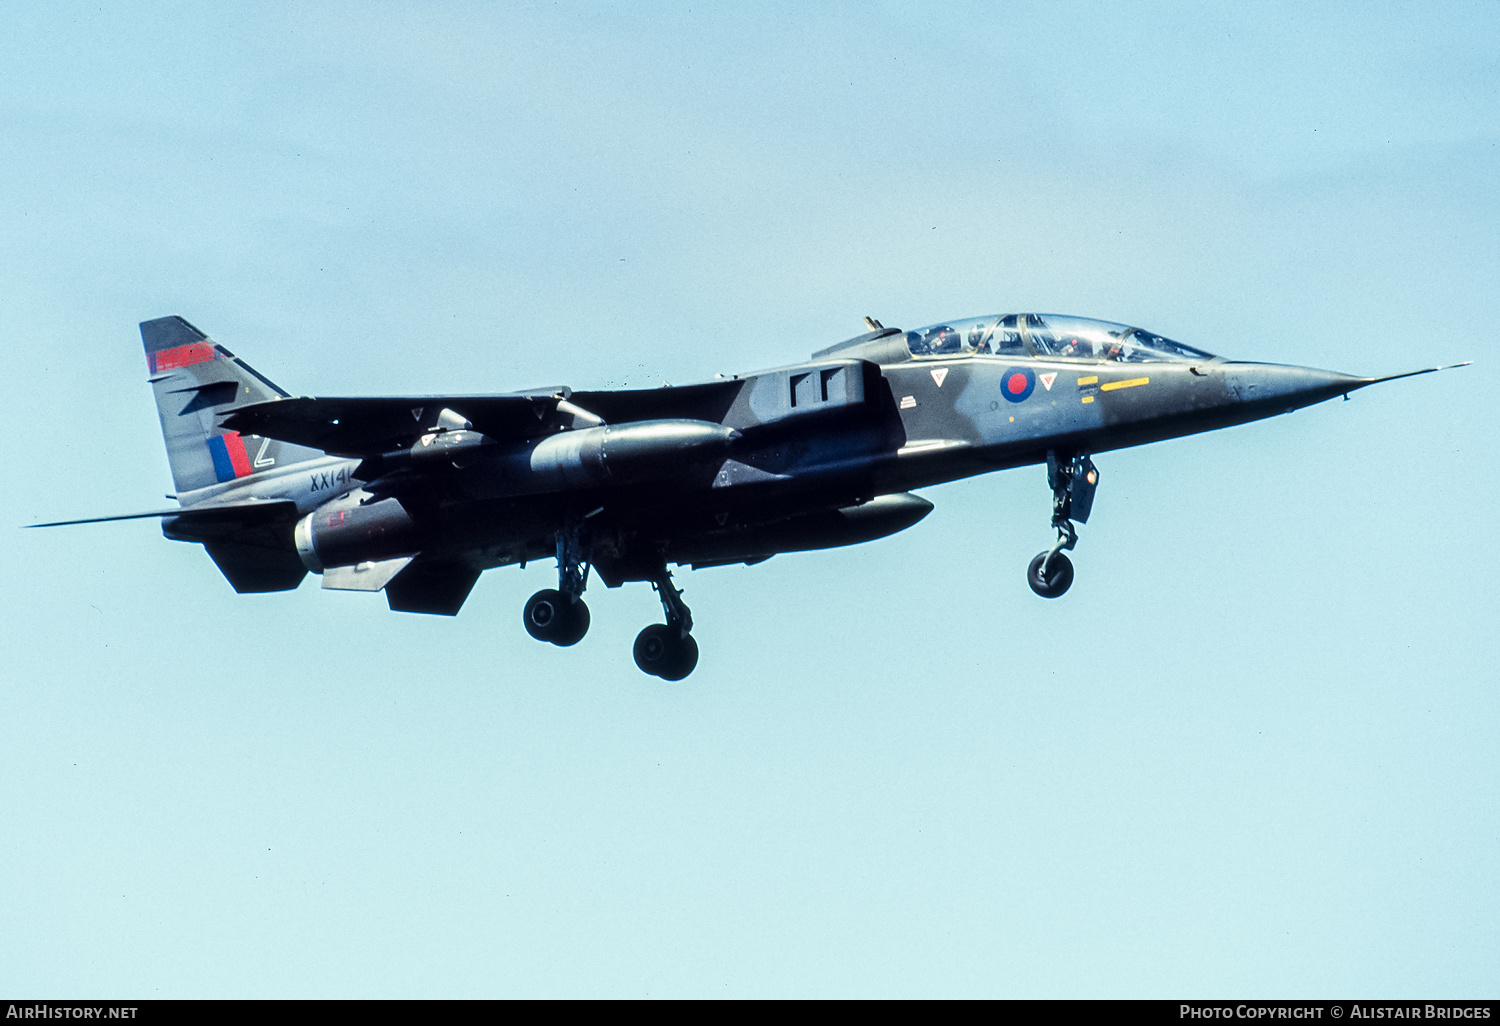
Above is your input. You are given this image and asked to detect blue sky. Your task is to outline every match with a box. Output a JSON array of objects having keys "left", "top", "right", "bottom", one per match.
[{"left": 2, "top": 1, "right": 1495, "bottom": 997}]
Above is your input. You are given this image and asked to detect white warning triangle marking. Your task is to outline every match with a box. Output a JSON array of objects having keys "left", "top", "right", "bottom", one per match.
[
  {"left": 1039, "top": 372, "right": 1057, "bottom": 391},
  {"left": 411, "top": 407, "right": 425, "bottom": 421},
  {"left": 930, "top": 367, "right": 949, "bottom": 387}
]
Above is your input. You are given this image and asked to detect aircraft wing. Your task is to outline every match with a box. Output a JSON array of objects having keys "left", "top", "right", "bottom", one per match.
[
  {"left": 219, "top": 394, "right": 561, "bottom": 456},
  {"left": 566, "top": 381, "right": 743, "bottom": 425},
  {"left": 220, "top": 380, "right": 745, "bottom": 456}
]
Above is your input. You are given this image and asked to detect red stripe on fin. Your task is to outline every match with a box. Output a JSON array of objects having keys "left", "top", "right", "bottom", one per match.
[
  {"left": 151, "top": 342, "right": 218, "bottom": 371},
  {"left": 223, "top": 431, "right": 253, "bottom": 477}
]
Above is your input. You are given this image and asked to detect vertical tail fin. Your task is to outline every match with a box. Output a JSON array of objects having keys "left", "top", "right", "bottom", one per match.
[{"left": 141, "top": 316, "right": 322, "bottom": 496}]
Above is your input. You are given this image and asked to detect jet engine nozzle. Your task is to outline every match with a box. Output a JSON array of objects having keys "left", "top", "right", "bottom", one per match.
[{"left": 294, "top": 488, "right": 418, "bottom": 573}]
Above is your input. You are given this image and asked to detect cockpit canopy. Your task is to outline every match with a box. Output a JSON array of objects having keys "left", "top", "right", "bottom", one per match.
[{"left": 905, "top": 314, "right": 1215, "bottom": 363}]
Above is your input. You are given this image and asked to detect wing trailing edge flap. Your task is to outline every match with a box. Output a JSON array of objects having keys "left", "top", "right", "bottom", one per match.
[{"left": 318, "top": 552, "right": 481, "bottom": 615}]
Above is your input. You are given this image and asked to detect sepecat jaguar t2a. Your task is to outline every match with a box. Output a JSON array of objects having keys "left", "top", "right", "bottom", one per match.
[{"left": 35, "top": 313, "right": 1464, "bottom": 680}]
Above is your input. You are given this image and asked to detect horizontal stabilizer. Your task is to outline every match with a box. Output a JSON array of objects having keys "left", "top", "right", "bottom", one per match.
[
  {"left": 205, "top": 541, "right": 307, "bottom": 593},
  {"left": 27, "top": 499, "right": 298, "bottom": 529},
  {"left": 385, "top": 557, "right": 481, "bottom": 615}
]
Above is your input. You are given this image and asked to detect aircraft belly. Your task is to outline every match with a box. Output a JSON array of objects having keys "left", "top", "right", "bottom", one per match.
[{"left": 666, "top": 492, "right": 933, "bottom": 567}]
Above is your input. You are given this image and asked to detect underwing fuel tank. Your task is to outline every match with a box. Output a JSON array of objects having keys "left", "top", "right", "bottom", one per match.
[
  {"left": 294, "top": 489, "right": 417, "bottom": 573},
  {"left": 507, "top": 419, "right": 741, "bottom": 492}
]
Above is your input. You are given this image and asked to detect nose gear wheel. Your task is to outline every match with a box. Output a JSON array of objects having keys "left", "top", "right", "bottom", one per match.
[
  {"left": 1027, "top": 551, "right": 1074, "bottom": 598},
  {"left": 1026, "top": 450, "right": 1097, "bottom": 599}
]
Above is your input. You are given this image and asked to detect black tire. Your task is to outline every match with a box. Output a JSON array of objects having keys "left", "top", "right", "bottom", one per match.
[
  {"left": 523, "top": 589, "right": 566, "bottom": 642},
  {"left": 1027, "top": 551, "right": 1074, "bottom": 598},
  {"left": 553, "top": 598, "right": 590, "bottom": 647},
  {"left": 634, "top": 624, "right": 698, "bottom": 679},
  {"left": 633, "top": 624, "right": 675, "bottom": 676},
  {"left": 658, "top": 633, "right": 699, "bottom": 682}
]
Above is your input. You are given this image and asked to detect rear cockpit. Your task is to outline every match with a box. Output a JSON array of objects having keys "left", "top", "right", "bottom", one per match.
[{"left": 905, "top": 314, "right": 1216, "bottom": 363}]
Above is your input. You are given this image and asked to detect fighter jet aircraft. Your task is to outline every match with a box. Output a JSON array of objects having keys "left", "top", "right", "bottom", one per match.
[{"left": 34, "top": 313, "right": 1465, "bottom": 680}]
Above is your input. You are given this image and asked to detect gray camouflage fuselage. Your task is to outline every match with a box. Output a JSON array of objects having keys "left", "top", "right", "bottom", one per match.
[{"left": 37, "top": 312, "right": 1455, "bottom": 677}]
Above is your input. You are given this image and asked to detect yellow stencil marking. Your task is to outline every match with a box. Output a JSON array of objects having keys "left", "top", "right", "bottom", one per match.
[
  {"left": 1081, "top": 396, "right": 1095, "bottom": 404},
  {"left": 1076, "top": 375, "right": 1098, "bottom": 386},
  {"left": 1100, "top": 376, "right": 1149, "bottom": 392}
]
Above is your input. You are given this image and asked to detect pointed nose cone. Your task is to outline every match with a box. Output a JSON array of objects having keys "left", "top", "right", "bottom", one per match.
[{"left": 1223, "top": 362, "right": 1372, "bottom": 414}]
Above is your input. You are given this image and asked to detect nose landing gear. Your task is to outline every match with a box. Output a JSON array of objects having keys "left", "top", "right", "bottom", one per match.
[
  {"left": 634, "top": 565, "right": 699, "bottom": 680},
  {"left": 1027, "top": 547, "right": 1075, "bottom": 599},
  {"left": 1028, "top": 450, "right": 1098, "bottom": 599}
]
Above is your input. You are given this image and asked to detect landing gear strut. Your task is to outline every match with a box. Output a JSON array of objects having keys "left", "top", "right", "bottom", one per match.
[
  {"left": 633, "top": 565, "right": 699, "bottom": 680},
  {"left": 1028, "top": 450, "right": 1099, "bottom": 599},
  {"left": 524, "top": 528, "right": 591, "bottom": 646}
]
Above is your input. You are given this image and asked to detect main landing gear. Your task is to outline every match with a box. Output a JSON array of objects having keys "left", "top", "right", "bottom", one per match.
[
  {"left": 1028, "top": 450, "right": 1099, "bottom": 599},
  {"left": 522, "top": 530, "right": 701, "bottom": 680},
  {"left": 633, "top": 566, "right": 698, "bottom": 681},
  {"left": 523, "top": 529, "right": 591, "bottom": 646}
]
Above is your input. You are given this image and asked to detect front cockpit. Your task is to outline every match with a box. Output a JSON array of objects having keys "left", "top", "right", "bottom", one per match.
[{"left": 905, "top": 314, "right": 1216, "bottom": 364}]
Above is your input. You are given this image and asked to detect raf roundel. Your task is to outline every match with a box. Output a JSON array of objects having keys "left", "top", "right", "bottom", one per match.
[{"left": 1001, "top": 366, "right": 1036, "bottom": 403}]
